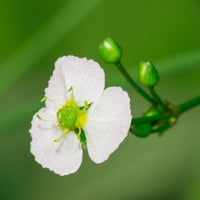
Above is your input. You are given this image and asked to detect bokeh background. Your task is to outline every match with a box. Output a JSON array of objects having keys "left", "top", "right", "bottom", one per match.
[{"left": 1, "top": 0, "right": 200, "bottom": 199}]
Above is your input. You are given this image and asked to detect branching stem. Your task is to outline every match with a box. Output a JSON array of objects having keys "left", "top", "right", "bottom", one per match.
[
  {"left": 131, "top": 114, "right": 170, "bottom": 125},
  {"left": 149, "top": 86, "right": 168, "bottom": 112},
  {"left": 115, "top": 62, "right": 156, "bottom": 105}
]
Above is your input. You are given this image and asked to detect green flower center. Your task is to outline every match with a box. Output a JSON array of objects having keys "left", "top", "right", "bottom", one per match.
[{"left": 57, "top": 105, "right": 78, "bottom": 128}]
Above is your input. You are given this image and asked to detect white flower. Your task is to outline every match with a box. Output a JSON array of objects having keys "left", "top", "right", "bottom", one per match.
[{"left": 29, "top": 56, "right": 132, "bottom": 176}]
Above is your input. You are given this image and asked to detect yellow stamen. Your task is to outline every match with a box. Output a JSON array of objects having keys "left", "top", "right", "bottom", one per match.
[
  {"left": 37, "top": 114, "right": 58, "bottom": 125},
  {"left": 36, "top": 114, "right": 42, "bottom": 120},
  {"left": 54, "top": 129, "right": 69, "bottom": 142},
  {"left": 84, "top": 101, "right": 89, "bottom": 109},
  {"left": 41, "top": 96, "right": 47, "bottom": 102},
  {"left": 41, "top": 96, "right": 62, "bottom": 109}
]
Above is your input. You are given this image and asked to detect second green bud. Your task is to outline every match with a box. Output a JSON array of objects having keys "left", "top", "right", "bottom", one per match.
[{"left": 139, "top": 61, "right": 159, "bottom": 87}]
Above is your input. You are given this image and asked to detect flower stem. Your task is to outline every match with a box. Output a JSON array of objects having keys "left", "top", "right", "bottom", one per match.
[
  {"left": 179, "top": 95, "right": 200, "bottom": 113},
  {"left": 131, "top": 114, "right": 170, "bottom": 125},
  {"left": 131, "top": 95, "right": 200, "bottom": 130},
  {"left": 149, "top": 86, "right": 168, "bottom": 112},
  {"left": 115, "top": 62, "right": 156, "bottom": 105}
]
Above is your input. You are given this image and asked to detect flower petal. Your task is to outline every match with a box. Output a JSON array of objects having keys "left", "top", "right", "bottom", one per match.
[
  {"left": 30, "top": 107, "right": 83, "bottom": 176},
  {"left": 45, "top": 56, "right": 105, "bottom": 108},
  {"left": 45, "top": 65, "right": 67, "bottom": 109},
  {"left": 84, "top": 87, "right": 132, "bottom": 163}
]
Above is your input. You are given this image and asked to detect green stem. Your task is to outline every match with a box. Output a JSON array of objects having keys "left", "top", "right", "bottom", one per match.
[
  {"left": 115, "top": 62, "right": 156, "bottom": 105},
  {"left": 131, "top": 114, "right": 170, "bottom": 125},
  {"left": 131, "top": 95, "right": 200, "bottom": 133},
  {"left": 179, "top": 95, "right": 200, "bottom": 113},
  {"left": 149, "top": 86, "right": 168, "bottom": 112}
]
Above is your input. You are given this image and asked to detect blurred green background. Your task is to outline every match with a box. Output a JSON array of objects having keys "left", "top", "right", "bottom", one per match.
[{"left": 0, "top": 0, "right": 200, "bottom": 199}]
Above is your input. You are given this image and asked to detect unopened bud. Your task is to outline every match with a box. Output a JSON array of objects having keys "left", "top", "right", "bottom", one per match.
[
  {"left": 133, "top": 123, "right": 151, "bottom": 137},
  {"left": 139, "top": 61, "right": 159, "bottom": 87},
  {"left": 99, "top": 38, "right": 122, "bottom": 63},
  {"left": 145, "top": 107, "right": 160, "bottom": 117}
]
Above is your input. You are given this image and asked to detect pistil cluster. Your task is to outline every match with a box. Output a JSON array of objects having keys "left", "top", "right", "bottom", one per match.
[{"left": 38, "top": 88, "right": 89, "bottom": 145}]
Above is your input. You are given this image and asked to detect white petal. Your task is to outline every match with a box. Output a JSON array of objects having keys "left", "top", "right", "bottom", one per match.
[
  {"left": 31, "top": 107, "right": 57, "bottom": 130},
  {"left": 45, "top": 56, "right": 105, "bottom": 108},
  {"left": 84, "top": 87, "right": 132, "bottom": 163},
  {"left": 45, "top": 65, "right": 67, "bottom": 109},
  {"left": 30, "top": 107, "right": 83, "bottom": 176}
]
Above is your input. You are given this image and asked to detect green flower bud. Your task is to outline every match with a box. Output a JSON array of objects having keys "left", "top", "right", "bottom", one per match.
[
  {"left": 133, "top": 123, "right": 151, "bottom": 137},
  {"left": 99, "top": 38, "right": 122, "bottom": 63},
  {"left": 139, "top": 61, "right": 159, "bottom": 87},
  {"left": 145, "top": 107, "right": 160, "bottom": 117},
  {"left": 57, "top": 106, "right": 78, "bottom": 128},
  {"left": 145, "top": 107, "right": 161, "bottom": 126},
  {"left": 168, "top": 117, "right": 177, "bottom": 126}
]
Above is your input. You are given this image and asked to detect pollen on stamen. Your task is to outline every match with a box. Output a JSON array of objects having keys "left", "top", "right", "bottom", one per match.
[
  {"left": 36, "top": 114, "right": 58, "bottom": 127},
  {"left": 84, "top": 101, "right": 89, "bottom": 109},
  {"left": 41, "top": 96, "right": 63, "bottom": 110},
  {"left": 68, "top": 86, "right": 73, "bottom": 92},
  {"left": 41, "top": 96, "right": 47, "bottom": 102},
  {"left": 54, "top": 129, "right": 69, "bottom": 142},
  {"left": 36, "top": 114, "right": 42, "bottom": 120}
]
